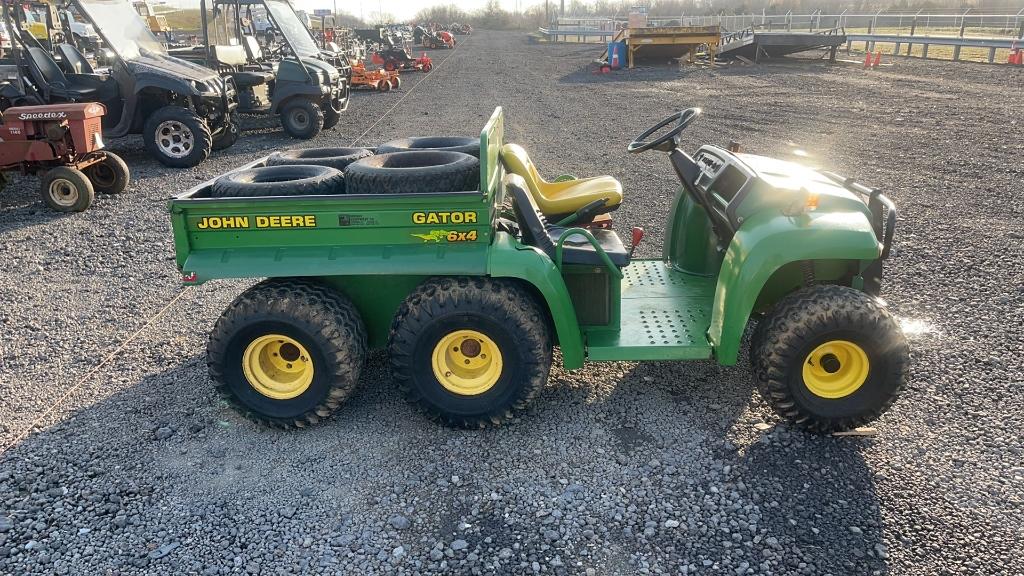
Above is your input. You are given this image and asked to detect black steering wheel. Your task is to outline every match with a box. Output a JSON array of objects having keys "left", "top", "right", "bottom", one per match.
[{"left": 627, "top": 108, "right": 702, "bottom": 154}]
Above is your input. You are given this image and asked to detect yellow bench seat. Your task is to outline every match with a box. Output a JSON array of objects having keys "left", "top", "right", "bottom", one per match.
[{"left": 500, "top": 143, "right": 623, "bottom": 219}]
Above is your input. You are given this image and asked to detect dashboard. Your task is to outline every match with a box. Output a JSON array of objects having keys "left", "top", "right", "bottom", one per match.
[{"left": 692, "top": 147, "right": 754, "bottom": 208}]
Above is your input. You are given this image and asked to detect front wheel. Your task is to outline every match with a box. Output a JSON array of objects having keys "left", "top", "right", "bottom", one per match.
[
  {"left": 751, "top": 285, "right": 910, "bottom": 433},
  {"left": 280, "top": 98, "right": 324, "bottom": 139},
  {"left": 389, "top": 277, "right": 552, "bottom": 428},
  {"left": 143, "top": 106, "right": 212, "bottom": 168},
  {"left": 322, "top": 99, "right": 342, "bottom": 129},
  {"left": 83, "top": 153, "right": 130, "bottom": 194},
  {"left": 40, "top": 167, "right": 94, "bottom": 212},
  {"left": 211, "top": 116, "right": 240, "bottom": 151},
  {"left": 208, "top": 279, "right": 368, "bottom": 428}
]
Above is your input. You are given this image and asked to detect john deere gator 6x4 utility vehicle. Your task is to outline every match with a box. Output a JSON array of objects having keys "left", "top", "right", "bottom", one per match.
[{"left": 170, "top": 108, "right": 908, "bottom": 433}]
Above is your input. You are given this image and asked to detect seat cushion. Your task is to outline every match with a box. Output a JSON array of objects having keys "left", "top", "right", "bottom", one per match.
[
  {"left": 61, "top": 85, "right": 98, "bottom": 99},
  {"left": 536, "top": 176, "right": 623, "bottom": 218},
  {"left": 547, "top": 227, "right": 630, "bottom": 267},
  {"left": 232, "top": 71, "right": 273, "bottom": 88},
  {"left": 501, "top": 143, "right": 623, "bottom": 218}
]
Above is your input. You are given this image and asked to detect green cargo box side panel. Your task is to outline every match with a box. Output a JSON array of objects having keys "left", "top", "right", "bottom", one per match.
[{"left": 170, "top": 107, "right": 508, "bottom": 284}]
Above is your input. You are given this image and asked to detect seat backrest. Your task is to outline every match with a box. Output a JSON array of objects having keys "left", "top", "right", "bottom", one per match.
[
  {"left": 212, "top": 44, "right": 248, "bottom": 67},
  {"left": 26, "top": 46, "right": 68, "bottom": 88},
  {"left": 500, "top": 143, "right": 546, "bottom": 200},
  {"left": 242, "top": 35, "right": 264, "bottom": 61},
  {"left": 505, "top": 174, "right": 555, "bottom": 258},
  {"left": 56, "top": 43, "right": 94, "bottom": 74}
]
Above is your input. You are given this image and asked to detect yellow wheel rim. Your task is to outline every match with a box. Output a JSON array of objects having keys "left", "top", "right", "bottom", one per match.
[
  {"left": 242, "top": 334, "right": 314, "bottom": 400},
  {"left": 802, "top": 340, "right": 869, "bottom": 399},
  {"left": 431, "top": 329, "right": 503, "bottom": 396}
]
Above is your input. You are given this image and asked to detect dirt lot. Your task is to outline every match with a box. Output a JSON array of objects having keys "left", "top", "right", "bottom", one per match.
[{"left": 1, "top": 31, "right": 1022, "bottom": 575}]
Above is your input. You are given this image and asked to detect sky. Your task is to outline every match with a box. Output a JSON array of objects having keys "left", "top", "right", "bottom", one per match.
[{"left": 159, "top": 0, "right": 533, "bottom": 20}]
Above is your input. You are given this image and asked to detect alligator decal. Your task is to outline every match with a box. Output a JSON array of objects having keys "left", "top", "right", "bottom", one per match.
[{"left": 411, "top": 230, "right": 452, "bottom": 243}]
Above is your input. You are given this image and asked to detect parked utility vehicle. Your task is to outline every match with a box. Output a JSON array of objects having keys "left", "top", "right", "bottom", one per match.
[
  {"left": 171, "top": 0, "right": 349, "bottom": 140},
  {"left": 0, "top": 0, "right": 237, "bottom": 167},
  {"left": 170, "top": 107, "right": 908, "bottom": 433}
]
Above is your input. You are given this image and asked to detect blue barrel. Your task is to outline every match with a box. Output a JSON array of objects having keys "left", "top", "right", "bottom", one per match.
[{"left": 607, "top": 41, "right": 627, "bottom": 69}]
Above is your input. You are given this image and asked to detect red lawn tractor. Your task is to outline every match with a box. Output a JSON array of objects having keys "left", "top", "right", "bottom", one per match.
[
  {"left": 0, "top": 103, "right": 129, "bottom": 212},
  {"left": 423, "top": 30, "right": 455, "bottom": 49},
  {"left": 373, "top": 47, "right": 433, "bottom": 72}
]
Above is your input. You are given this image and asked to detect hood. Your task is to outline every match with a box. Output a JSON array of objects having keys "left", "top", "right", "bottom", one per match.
[
  {"left": 299, "top": 57, "right": 339, "bottom": 79},
  {"left": 127, "top": 52, "right": 221, "bottom": 83}
]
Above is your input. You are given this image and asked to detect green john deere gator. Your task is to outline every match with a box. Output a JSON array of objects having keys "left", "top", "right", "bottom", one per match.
[{"left": 169, "top": 107, "right": 909, "bottom": 432}]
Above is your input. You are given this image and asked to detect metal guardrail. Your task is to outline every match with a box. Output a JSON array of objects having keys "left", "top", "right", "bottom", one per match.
[
  {"left": 537, "top": 27, "right": 617, "bottom": 42},
  {"left": 846, "top": 33, "right": 1021, "bottom": 62},
  {"left": 680, "top": 10, "right": 1024, "bottom": 37}
]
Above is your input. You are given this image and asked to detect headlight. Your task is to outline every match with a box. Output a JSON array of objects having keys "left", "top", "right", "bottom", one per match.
[{"left": 189, "top": 79, "right": 208, "bottom": 93}]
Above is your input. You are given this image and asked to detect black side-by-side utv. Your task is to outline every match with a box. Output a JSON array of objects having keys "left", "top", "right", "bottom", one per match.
[
  {"left": 0, "top": 0, "right": 238, "bottom": 168},
  {"left": 170, "top": 0, "right": 348, "bottom": 140}
]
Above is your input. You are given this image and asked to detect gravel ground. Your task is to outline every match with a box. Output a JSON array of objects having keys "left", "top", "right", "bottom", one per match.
[{"left": 1, "top": 31, "right": 1022, "bottom": 575}]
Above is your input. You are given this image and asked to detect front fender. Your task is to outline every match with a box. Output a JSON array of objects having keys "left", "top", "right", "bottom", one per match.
[
  {"left": 709, "top": 210, "right": 881, "bottom": 365},
  {"left": 133, "top": 74, "right": 197, "bottom": 97},
  {"left": 487, "top": 232, "right": 585, "bottom": 370}
]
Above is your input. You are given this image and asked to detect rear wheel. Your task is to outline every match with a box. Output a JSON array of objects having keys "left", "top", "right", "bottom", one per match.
[
  {"left": 377, "top": 79, "right": 392, "bottom": 92},
  {"left": 208, "top": 279, "right": 367, "bottom": 428},
  {"left": 751, "top": 285, "right": 909, "bottom": 433},
  {"left": 280, "top": 97, "right": 324, "bottom": 139},
  {"left": 84, "top": 153, "right": 130, "bottom": 194},
  {"left": 389, "top": 277, "right": 551, "bottom": 428},
  {"left": 40, "top": 167, "right": 94, "bottom": 212},
  {"left": 143, "top": 106, "right": 212, "bottom": 168}
]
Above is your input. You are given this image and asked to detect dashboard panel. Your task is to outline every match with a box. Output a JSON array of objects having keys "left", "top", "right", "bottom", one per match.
[{"left": 692, "top": 147, "right": 755, "bottom": 212}]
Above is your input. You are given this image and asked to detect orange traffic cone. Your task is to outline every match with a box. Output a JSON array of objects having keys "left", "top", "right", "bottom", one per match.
[
  {"left": 863, "top": 52, "right": 872, "bottom": 68},
  {"left": 872, "top": 51, "right": 881, "bottom": 67}
]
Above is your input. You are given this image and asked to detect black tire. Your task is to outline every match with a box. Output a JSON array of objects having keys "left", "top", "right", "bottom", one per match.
[
  {"left": 344, "top": 151, "right": 478, "bottom": 195},
  {"left": 322, "top": 99, "right": 342, "bottom": 130},
  {"left": 280, "top": 97, "right": 324, "bottom": 139},
  {"left": 751, "top": 285, "right": 910, "bottom": 434},
  {"left": 211, "top": 165, "right": 344, "bottom": 198},
  {"left": 267, "top": 147, "right": 373, "bottom": 171},
  {"left": 143, "top": 106, "right": 212, "bottom": 168},
  {"left": 376, "top": 136, "right": 479, "bottom": 157},
  {"left": 208, "top": 278, "right": 368, "bottom": 428},
  {"left": 389, "top": 277, "right": 551, "bottom": 428},
  {"left": 212, "top": 116, "right": 240, "bottom": 151},
  {"left": 377, "top": 79, "right": 392, "bottom": 92},
  {"left": 83, "top": 153, "right": 130, "bottom": 194},
  {"left": 40, "top": 167, "right": 94, "bottom": 212}
]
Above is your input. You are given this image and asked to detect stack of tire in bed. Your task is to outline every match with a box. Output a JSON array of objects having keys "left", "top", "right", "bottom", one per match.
[{"left": 209, "top": 137, "right": 480, "bottom": 198}]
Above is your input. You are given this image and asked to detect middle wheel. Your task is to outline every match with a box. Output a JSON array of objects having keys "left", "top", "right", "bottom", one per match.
[{"left": 389, "top": 277, "right": 552, "bottom": 428}]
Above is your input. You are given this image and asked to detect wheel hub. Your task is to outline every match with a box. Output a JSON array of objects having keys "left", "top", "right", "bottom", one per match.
[
  {"left": 802, "top": 340, "right": 869, "bottom": 399},
  {"left": 242, "top": 334, "right": 314, "bottom": 400},
  {"left": 431, "top": 330, "right": 502, "bottom": 396},
  {"left": 155, "top": 120, "right": 195, "bottom": 159},
  {"left": 47, "top": 178, "right": 79, "bottom": 206}
]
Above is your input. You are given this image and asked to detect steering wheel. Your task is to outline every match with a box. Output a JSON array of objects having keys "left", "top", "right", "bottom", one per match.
[{"left": 627, "top": 108, "right": 702, "bottom": 154}]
